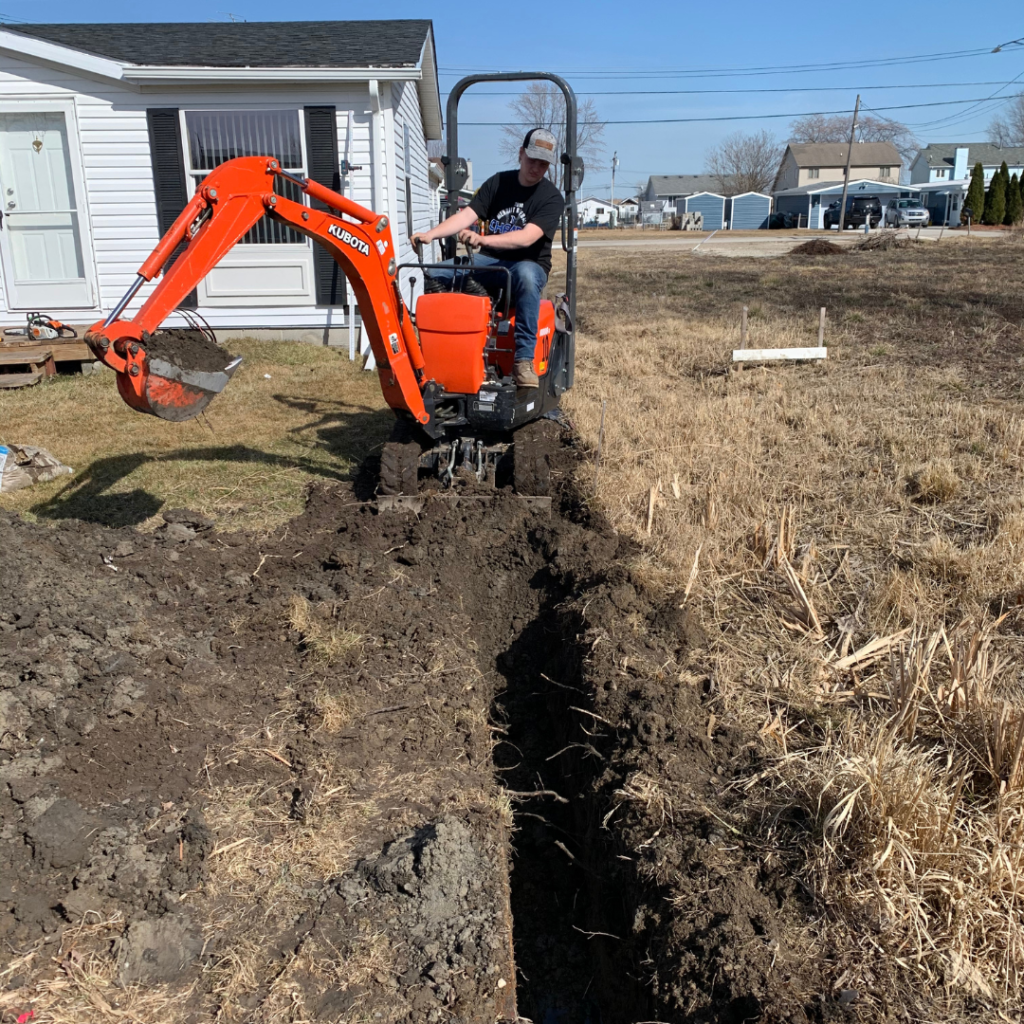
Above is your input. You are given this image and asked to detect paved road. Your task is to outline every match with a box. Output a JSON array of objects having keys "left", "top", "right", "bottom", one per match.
[{"left": 578, "top": 226, "right": 992, "bottom": 257}]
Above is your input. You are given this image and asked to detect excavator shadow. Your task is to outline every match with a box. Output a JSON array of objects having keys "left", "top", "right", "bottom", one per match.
[
  {"left": 30, "top": 400, "right": 394, "bottom": 527},
  {"left": 272, "top": 393, "right": 397, "bottom": 501}
]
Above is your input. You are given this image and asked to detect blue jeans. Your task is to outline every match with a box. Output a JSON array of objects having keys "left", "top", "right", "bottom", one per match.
[{"left": 425, "top": 254, "right": 548, "bottom": 362}]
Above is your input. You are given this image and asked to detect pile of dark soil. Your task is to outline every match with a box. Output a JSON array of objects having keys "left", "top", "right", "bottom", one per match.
[
  {"left": 789, "top": 239, "right": 846, "bottom": 256},
  {"left": 141, "top": 329, "right": 232, "bottom": 372},
  {"left": 0, "top": 426, "right": 830, "bottom": 1022}
]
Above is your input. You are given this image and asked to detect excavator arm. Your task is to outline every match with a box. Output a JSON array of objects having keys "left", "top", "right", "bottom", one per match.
[{"left": 87, "top": 156, "right": 429, "bottom": 424}]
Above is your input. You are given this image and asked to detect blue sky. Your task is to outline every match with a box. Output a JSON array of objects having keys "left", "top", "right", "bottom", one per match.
[{"left": 3, "top": 1, "right": 1023, "bottom": 196}]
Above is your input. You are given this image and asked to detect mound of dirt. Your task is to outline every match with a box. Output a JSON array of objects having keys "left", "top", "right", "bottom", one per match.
[
  {"left": 789, "top": 239, "right": 846, "bottom": 256},
  {"left": 854, "top": 232, "right": 917, "bottom": 252},
  {"left": 141, "top": 329, "right": 232, "bottom": 373},
  {"left": 0, "top": 427, "right": 830, "bottom": 1023}
]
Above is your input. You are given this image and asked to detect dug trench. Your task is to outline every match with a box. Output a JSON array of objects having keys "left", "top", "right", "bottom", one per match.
[{"left": 0, "top": 423, "right": 829, "bottom": 1023}]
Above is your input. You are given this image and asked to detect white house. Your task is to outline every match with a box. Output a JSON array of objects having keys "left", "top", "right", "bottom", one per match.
[
  {"left": 0, "top": 20, "right": 442, "bottom": 342},
  {"left": 578, "top": 196, "right": 614, "bottom": 226}
]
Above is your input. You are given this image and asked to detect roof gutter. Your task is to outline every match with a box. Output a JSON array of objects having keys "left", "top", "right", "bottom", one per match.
[{"left": 123, "top": 66, "right": 422, "bottom": 85}]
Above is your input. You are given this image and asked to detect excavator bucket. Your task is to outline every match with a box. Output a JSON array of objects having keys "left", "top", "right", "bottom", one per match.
[
  {"left": 86, "top": 324, "right": 243, "bottom": 423},
  {"left": 118, "top": 353, "right": 244, "bottom": 422}
]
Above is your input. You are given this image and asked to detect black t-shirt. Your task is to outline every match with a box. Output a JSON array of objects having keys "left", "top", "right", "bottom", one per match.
[{"left": 469, "top": 170, "right": 564, "bottom": 273}]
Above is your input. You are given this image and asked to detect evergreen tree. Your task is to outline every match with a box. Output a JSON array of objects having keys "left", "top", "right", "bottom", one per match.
[
  {"left": 1001, "top": 160, "right": 1011, "bottom": 191},
  {"left": 984, "top": 171, "right": 1006, "bottom": 225},
  {"left": 1008, "top": 173, "right": 1024, "bottom": 225},
  {"left": 964, "top": 162, "right": 986, "bottom": 224}
]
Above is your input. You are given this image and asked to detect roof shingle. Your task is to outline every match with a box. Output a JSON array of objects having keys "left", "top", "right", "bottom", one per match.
[
  {"left": 6, "top": 20, "right": 432, "bottom": 69},
  {"left": 785, "top": 141, "right": 901, "bottom": 167},
  {"left": 915, "top": 142, "right": 1024, "bottom": 168},
  {"left": 649, "top": 173, "right": 738, "bottom": 196}
]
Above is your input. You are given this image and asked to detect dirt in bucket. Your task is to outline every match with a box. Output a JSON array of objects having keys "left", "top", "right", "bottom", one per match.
[{"left": 141, "top": 329, "right": 233, "bottom": 373}]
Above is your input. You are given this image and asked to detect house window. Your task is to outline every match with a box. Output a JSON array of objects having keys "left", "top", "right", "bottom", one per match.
[
  {"left": 596, "top": 207, "right": 605, "bottom": 215},
  {"left": 184, "top": 109, "right": 307, "bottom": 244},
  {"left": 808, "top": 167, "right": 820, "bottom": 179},
  {"left": 935, "top": 167, "right": 947, "bottom": 179},
  {"left": 879, "top": 166, "right": 891, "bottom": 178}
]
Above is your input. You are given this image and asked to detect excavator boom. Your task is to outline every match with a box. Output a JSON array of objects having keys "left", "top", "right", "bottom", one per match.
[{"left": 87, "top": 156, "right": 429, "bottom": 424}]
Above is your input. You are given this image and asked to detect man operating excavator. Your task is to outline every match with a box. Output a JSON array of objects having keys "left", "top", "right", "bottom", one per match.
[{"left": 410, "top": 127, "right": 564, "bottom": 389}]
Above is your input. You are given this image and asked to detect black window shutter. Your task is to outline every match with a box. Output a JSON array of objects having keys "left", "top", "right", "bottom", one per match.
[
  {"left": 303, "top": 106, "right": 345, "bottom": 307},
  {"left": 146, "top": 108, "right": 197, "bottom": 310}
]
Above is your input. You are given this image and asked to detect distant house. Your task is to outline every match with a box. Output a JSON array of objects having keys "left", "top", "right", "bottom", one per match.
[
  {"left": 578, "top": 196, "right": 614, "bottom": 226},
  {"left": 643, "top": 173, "right": 740, "bottom": 204},
  {"left": 616, "top": 197, "right": 639, "bottom": 223},
  {"left": 910, "top": 143, "right": 1024, "bottom": 185},
  {"left": 774, "top": 142, "right": 902, "bottom": 192}
]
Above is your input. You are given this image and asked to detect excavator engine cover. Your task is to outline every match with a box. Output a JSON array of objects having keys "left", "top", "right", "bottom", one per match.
[
  {"left": 416, "top": 292, "right": 491, "bottom": 396},
  {"left": 490, "top": 299, "right": 555, "bottom": 379}
]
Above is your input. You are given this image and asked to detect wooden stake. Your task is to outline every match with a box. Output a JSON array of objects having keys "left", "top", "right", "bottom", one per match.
[
  {"left": 818, "top": 307, "right": 826, "bottom": 347},
  {"left": 740, "top": 305, "right": 748, "bottom": 348},
  {"left": 646, "top": 482, "right": 659, "bottom": 535},
  {"left": 592, "top": 399, "right": 607, "bottom": 494}
]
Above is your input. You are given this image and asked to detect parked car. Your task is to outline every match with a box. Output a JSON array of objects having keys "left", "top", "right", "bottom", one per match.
[
  {"left": 885, "top": 198, "right": 930, "bottom": 228},
  {"left": 768, "top": 211, "right": 800, "bottom": 229},
  {"left": 823, "top": 196, "right": 883, "bottom": 229}
]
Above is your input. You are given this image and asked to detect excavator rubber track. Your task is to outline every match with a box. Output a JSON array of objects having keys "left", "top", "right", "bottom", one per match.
[{"left": 376, "top": 419, "right": 558, "bottom": 513}]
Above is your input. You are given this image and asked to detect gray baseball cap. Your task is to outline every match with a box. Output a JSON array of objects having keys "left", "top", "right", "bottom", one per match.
[{"left": 523, "top": 128, "right": 557, "bottom": 164}]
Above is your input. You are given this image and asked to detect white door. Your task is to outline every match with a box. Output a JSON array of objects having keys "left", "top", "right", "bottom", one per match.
[{"left": 0, "top": 111, "right": 94, "bottom": 309}]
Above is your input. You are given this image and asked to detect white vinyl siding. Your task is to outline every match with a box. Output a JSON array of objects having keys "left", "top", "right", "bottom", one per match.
[
  {"left": 0, "top": 51, "right": 422, "bottom": 330},
  {"left": 392, "top": 79, "right": 431, "bottom": 266}
]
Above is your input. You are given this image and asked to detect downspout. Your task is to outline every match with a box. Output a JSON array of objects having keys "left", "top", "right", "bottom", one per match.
[{"left": 369, "top": 79, "right": 384, "bottom": 216}]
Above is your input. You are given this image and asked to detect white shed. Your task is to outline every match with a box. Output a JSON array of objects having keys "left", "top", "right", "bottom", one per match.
[{"left": 0, "top": 20, "right": 442, "bottom": 342}]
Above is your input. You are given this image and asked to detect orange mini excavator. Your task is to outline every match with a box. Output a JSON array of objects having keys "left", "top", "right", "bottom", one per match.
[{"left": 85, "top": 73, "right": 583, "bottom": 498}]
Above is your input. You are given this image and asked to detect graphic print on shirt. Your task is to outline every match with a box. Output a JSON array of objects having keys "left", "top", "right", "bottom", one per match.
[{"left": 487, "top": 202, "right": 526, "bottom": 235}]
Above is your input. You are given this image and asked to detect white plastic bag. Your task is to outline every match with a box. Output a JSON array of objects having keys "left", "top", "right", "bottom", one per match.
[{"left": 0, "top": 444, "right": 73, "bottom": 492}]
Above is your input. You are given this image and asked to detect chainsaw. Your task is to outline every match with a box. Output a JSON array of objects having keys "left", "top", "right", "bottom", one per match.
[{"left": 3, "top": 312, "right": 78, "bottom": 342}]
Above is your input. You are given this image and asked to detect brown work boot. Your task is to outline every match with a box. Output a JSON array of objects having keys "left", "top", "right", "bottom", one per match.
[{"left": 513, "top": 360, "right": 539, "bottom": 388}]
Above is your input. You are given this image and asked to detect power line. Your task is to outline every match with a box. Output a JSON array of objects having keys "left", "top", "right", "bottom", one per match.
[
  {"left": 443, "top": 81, "right": 1017, "bottom": 98},
  {"left": 886, "top": 68, "right": 1024, "bottom": 131},
  {"left": 437, "top": 46, "right": 998, "bottom": 80},
  {"left": 458, "top": 95, "right": 1015, "bottom": 127}
]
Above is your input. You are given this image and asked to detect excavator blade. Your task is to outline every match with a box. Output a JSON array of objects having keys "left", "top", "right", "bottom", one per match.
[{"left": 377, "top": 494, "right": 552, "bottom": 513}]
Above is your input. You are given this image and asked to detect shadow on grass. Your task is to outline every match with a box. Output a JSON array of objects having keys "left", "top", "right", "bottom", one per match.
[{"left": 33, "top": 402, "right": 396, "bottom": 527}]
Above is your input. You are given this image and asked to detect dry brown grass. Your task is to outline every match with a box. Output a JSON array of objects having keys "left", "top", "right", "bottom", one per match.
[
  {"left": 288, "top": 594, "right": 365, "bottom": 666},
  {"left": 0, "top": 339, "right": 391, "bottom": 532},
  {"left": 562, "top": 236, "right": 1024, "bottom": 1011}
]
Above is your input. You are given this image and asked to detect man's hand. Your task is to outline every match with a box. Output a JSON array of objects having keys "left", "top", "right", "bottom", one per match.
[
  {"left": 457, "top": 228, "right": 485, "bottom": 249},
  {"left": 409, "top": 231, "right": 433, "bottom": 250}
]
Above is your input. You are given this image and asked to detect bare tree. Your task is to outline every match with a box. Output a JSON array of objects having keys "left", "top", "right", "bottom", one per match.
[
  {"left": 705, "top": 129, "right": 783, "bottom": 195},
  {"left": 788, "top": 112, "right": 919, "bottom": 169},
  {"left": 988, "top": 94, "right": 1024, "bottom": 147},
  {"left": 499, "top": 83, "right": 606, "bottom": 184}
]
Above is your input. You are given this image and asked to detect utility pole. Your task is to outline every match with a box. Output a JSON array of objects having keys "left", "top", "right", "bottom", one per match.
[
  {"left": 837, "top": 94, "right": 860, "bottom": 234},
  {"left": 610, "top": 151, "right": 618, "bottom": 228}
]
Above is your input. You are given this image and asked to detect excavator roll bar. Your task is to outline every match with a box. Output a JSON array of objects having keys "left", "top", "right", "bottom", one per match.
[
  {"left": 89, "top": 157, "right": 430, "bottom": 424},
  {"left": 443, "top": 71, "right": 582, "bottom": 389}
]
